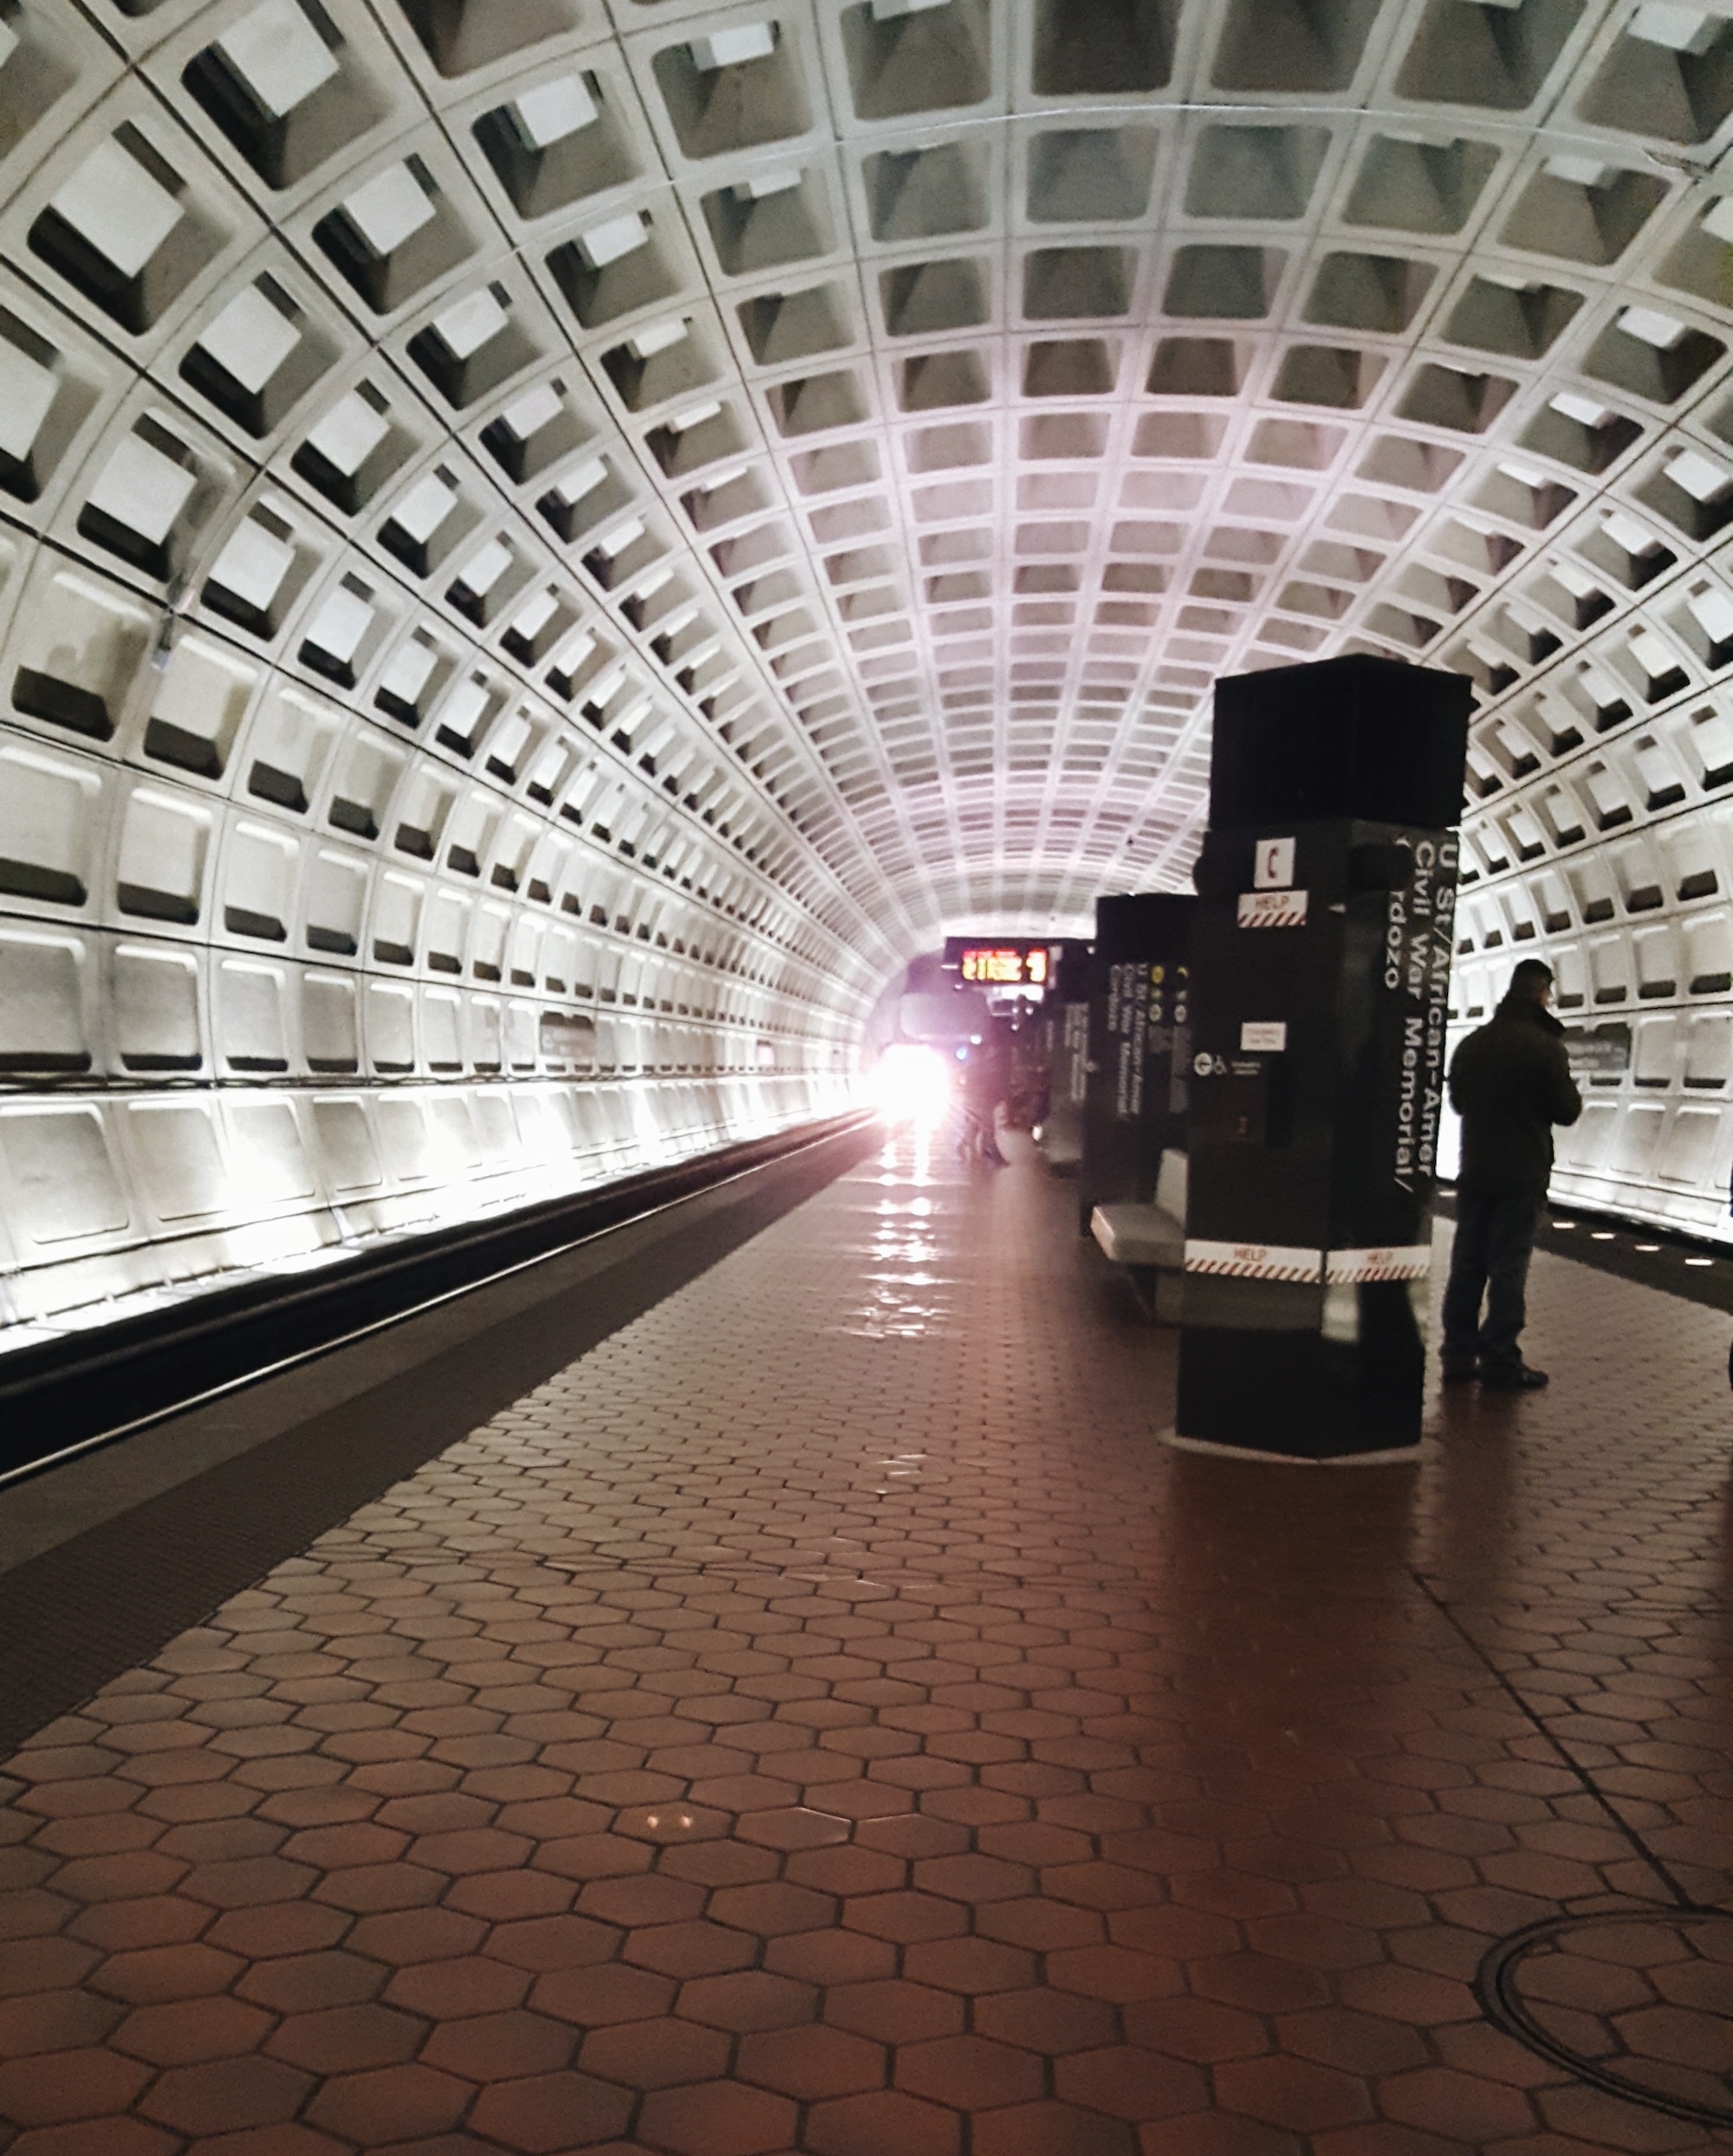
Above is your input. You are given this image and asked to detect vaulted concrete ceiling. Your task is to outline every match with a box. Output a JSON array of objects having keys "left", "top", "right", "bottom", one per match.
[
  {"left": 9, "top": 0, "right": 1733, "bottom": 1314},
  {"left": 12, "top": 0, "right": 1733, "bottom": 966}
]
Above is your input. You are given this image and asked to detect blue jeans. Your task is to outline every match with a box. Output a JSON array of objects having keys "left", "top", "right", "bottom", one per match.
[{"left": 1442, "top": 1192, "right": 1539, "bottom": 1374}]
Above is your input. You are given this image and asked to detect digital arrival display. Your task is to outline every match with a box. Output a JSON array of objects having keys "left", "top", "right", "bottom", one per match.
[{"left": 941, "top": 939, "right": 1055, "bottom": 990}]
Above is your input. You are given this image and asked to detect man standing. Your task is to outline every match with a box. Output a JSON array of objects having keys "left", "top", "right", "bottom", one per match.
[{"left": 1441, "top": 958, "right": 1582, "bottom": 1390}]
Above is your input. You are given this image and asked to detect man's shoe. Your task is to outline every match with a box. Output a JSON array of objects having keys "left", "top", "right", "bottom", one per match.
[
  {"left": 1478, "top": 1362, "right": 1548, "bottom": 1391},
  {"left": 1441, "top": 1365, "right": 1477, "bottom": 1384}
]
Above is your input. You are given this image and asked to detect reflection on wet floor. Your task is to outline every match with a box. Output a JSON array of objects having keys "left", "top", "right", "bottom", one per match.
[
  {"left": 2, "top": 1135, "right": 1733, "bottom": 2153},
  {"left": 835, "top": 1130, "right": 959, "bottom": 1340}
]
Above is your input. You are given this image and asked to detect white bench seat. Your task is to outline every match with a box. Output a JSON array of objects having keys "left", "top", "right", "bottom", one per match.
[
  {"left": 1090, "top": 1202, "right": 1184, "bottom": 1268},
  {"left": 1088, "top": 1150, "right": 1188, "bottom": 1321}
]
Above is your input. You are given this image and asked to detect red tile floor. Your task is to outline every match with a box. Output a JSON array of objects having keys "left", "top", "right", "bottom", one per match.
[{"left": 3, "top": 1127, "right": 1732, "bottom": 2155}]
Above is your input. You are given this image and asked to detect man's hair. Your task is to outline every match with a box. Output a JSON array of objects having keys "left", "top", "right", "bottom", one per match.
[{"left": 1509, "top": 958, "right": 1554, "bottom": 994}]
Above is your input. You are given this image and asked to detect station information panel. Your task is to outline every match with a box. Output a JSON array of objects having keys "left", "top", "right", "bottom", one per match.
[{"left": 942, "top": 939, "right": 1053, "bottom": 989}]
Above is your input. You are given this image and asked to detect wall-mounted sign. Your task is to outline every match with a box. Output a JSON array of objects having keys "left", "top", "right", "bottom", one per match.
[
  {"left": 537, "top": 1010, "right": 596, "bottom": 1071},
  {"left": 1185, "top": 1239, "right": 1322, "bottom": 1283},
  {"left": 1236, "top": 889, "right": 1308, "bottom": 928},
  {"left": 1564, "top": 1025, "right": 1632, "bottom": 1077},
  {"left": 1325, "top": 1246, "right": 1433, "bottom": 1283},
  {"left": 943, "top": 940, "right": 1052, "bottom": 988},
  {"left": 1254, "top": 837, "right": 1295, "bottom": 890}
]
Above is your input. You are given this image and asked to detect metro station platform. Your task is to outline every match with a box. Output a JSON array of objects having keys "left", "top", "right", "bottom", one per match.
[{"left": 2, "top": 1133, "right": 1731, "bottom": 2156}]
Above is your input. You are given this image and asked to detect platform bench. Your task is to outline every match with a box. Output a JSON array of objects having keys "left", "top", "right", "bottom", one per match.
[{"left": 1089, "top": 1151, "right": 1188, "bottom": 1322}]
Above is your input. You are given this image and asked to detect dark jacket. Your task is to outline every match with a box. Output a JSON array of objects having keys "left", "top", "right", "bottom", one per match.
[{"left": 1449, "top": 996, "right": 1582, "bottom": 1201}]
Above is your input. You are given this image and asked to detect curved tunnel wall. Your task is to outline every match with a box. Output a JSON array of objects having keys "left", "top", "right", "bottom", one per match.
[
  {"left": 10, "top": 0, "right": 1733, "bottom": 1349},
  {"left": 0, "top": 2, "right": 895, "bottom": 1346}
]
